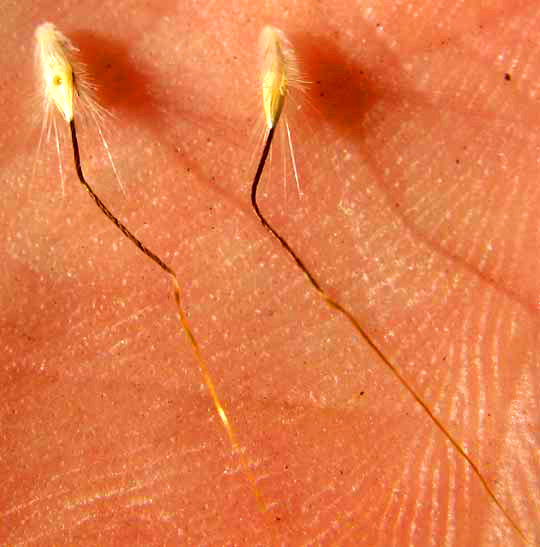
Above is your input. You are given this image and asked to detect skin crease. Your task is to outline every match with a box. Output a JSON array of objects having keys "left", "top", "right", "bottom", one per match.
[{"left": 1, "top": 0, "right": 539, "bottom": 545}]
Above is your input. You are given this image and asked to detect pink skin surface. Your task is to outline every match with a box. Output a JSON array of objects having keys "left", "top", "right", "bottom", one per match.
[{"left": 2, "top": 1, "right": 539, "bottom": 545}]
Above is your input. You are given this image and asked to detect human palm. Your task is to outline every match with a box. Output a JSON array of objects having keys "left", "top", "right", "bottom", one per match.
[{"left": 2, "top": 2, "right": 538, "bottom": 545}]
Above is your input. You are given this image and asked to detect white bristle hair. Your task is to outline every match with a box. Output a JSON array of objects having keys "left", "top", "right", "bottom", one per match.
[{"left": 34, "top": 22, "right": 123, "bottom": 195}]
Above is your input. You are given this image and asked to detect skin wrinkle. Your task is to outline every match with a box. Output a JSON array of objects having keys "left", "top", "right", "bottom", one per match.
[{"left": 1, "top": 1, "right": 539, "bottom": 546}]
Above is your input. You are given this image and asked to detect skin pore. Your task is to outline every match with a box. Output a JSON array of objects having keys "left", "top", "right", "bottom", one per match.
[{"left": 2, "top": 1, "right": 539, "bottom": 545}]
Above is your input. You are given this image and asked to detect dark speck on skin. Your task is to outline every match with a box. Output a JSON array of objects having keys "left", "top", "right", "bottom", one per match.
[{"left": 505, "top": 73, "right": 511, "bottom": 81}]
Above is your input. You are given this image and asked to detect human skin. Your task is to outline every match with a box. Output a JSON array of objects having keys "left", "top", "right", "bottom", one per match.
[{"left": 1, "top": 0, "right": 539, "bottom": 545}]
